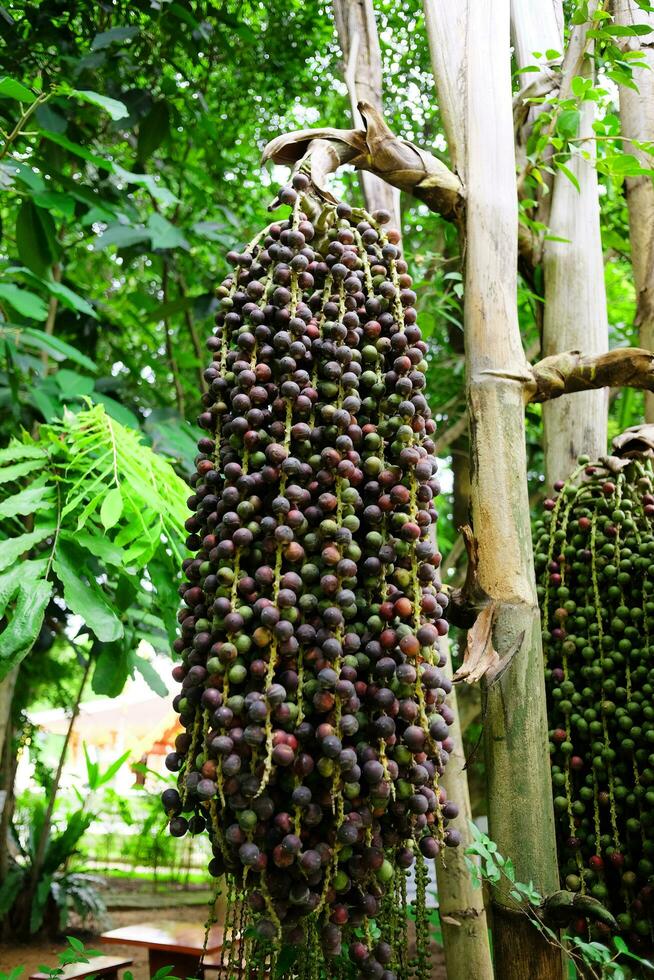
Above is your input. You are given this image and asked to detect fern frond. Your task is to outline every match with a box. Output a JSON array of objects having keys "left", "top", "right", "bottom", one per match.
[{"left": 0, "top": 402, "right": 189, "bottom": 686}]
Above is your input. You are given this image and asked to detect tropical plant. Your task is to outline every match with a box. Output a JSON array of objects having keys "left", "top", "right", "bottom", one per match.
[
  {"left": 466, "top": 823, "right": 654, "bottom": 980},
  {"left": 0, "top": 402, "right": 188, "bottom": 689},
  {"left": 2, "top": 749, "right": 129, "bottom": 939},
  {"left": 0, "top": 402, "right": 189, "bottom": 937}
]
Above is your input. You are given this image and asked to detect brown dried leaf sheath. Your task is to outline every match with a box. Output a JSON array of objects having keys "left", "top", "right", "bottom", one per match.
[
  {"left": 454, "top": 603, "right": 500, "bottom": 684},
  {"left": 262, "top": 102, "right": 464, "bottom": 221},
  {"left": 611, "top": 422, "right": 654, "bottom": 458}
]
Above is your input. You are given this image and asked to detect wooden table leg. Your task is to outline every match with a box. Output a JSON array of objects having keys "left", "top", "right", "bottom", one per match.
[{"left": 148, "top": 948, "right": 203, "bottom": 979}]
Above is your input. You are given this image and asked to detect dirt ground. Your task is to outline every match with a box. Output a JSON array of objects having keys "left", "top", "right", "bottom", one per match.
[{"left": 0, "top": 887, "right": 447, "bottom": 979}]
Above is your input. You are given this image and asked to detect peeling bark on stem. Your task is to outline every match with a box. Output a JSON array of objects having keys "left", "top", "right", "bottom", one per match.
[{"left": 332, "top": 0, "right": 401, "bottom": 226}]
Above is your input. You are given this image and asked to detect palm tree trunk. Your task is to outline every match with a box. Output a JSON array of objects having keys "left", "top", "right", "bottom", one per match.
[
  {"left": 0, "top": 666, "right": 19, "bottom": 773},
  {"left": 613, "top": 0, "right": 654, "bottom": 422},
  {"left": 433, "top": 643, "right": 492, "bottom": 980},
  {"left": 332, "top": 0, "right": 401, "bottom": 226},
  {"left": 463, "top": 3, "right": 562, "bottom": 976},
  {"left": 541, "top": 4, "right": 608, "bottom": 484}
]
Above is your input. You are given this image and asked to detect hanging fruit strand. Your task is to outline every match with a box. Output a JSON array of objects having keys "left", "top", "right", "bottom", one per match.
[
  {"left": 536, "top": 456, "right": 654, "bottom": 949},
  {"left": 163, "top": 179, "right": 460, "bottom": 978}
]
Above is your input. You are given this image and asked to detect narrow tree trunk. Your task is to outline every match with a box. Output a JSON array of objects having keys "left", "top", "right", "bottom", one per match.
[
  {"left": 434, "top": 644, "right": 493, "bottom": 980},
  {"left": 28, "top": 657, "right": 91, "bottom": 896},
  {"left": 541, "top": 10, "right": 609, "bottom": 485},
  {"left": 511, "top": 0, "right": 563, "bottom": 233},
  {"left": 0, "top": 718, "right": 19, "bottom": 885},
  {"left": 332, "top": 0, "right": 401, "bottom": 226},
  {"left": 0, "top": 666, "right": 19, "bottom": 774},
  {"left": 464, "top": 4, "right": 561, "bottom": 978},
  {"left": 421, "top": 0, "right": 467, "bottom": 179},
  {"left": 510, "top": 0, "right": 562, "bottom": 71},
  {"left": 613, "top": 0, "right": 654, "bottom": 423},
  {"left": 452, "top": 443, "right": 471, "bottom": 532}
]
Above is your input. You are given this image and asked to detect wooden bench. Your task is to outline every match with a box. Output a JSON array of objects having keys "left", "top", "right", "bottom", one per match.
[
  {"left": 30, "top": 956, "right": 133, "bottom": 980},
  {"left": 101, "top": 919, "right": 224, "bottom": 978}
]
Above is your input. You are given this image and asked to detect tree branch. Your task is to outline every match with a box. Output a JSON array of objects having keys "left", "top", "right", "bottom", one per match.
[
  {"left": 434, "top": 410, "right": 468, "bottom": 454},
  {"left": 262, "top": 100, "right": 464, "bottom": 222},
  {"left": 526, "top": 348, "right": 654, "bottom": 404}
]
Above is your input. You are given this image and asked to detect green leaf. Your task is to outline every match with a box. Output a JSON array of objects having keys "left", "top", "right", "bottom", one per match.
[
  {"left": 604, "top": 22, "right": 654, "bottom": 35},
  {"left": 90, "top": 26, "right": 139, "bottom": 49},
  {"left": 27, "top": 384, "right": 60, "bottom": 423},
  {"left": 31, "top": 191, "right": 76, "bottom": 219},
  {"left": 555, "top": 161, "right": 581, "bottom": 192},
  {"left": 0, "top": 483, "right": 53, "bottom": 518},
  {"left": 141, "top": 295, "right": 197, "bottom": 323},
  {"left": 39, "top": 279, "right": 96, "bottom": 319},
  {"left": 0, "top": 577, "right": 52, "bottom": 679},
  {"left": 70, "top": 89, "right": 129, "bottom": 121},
  {"left": 129, "top": 648, "right": 168, "bottom": 697},
  {"left": 0, "top": 442, "right": 46, "bottom": 464},
  {"left": 91, "top": 641, "right": 129, "bottom": 697},
  {"left": 53, "top": 543, "right": 123, "bottom": 642},
  {"left": 34, "top": 103, "right": 67, "bottom": 133},
  {"left": 66, "top": 936, "right": 85, "bottom": 954},
  {"left": 112, "top": 164, "right": 178, "bottom": 206},
  {"left": 54, "top": 369, "right": 95, "bottom": 398},
  {"left": 93, "top": 393, "right": 140, "bottom": 430},
  {"left": 94, "top": 224, "right": 150, "bottom": 250},
  {"left": 150, "top": 969, "right": 180, "bottom": 980},
  {"left": 191, "top": 221, "right": 230, "bottom": 243},
  {"left": 0, "top": 526, "right": 55, "bottom": 571},
  {"left": 557, "top": 109, "right": 581, "bottom": 140},
  {"left": 1, "top": 967, "right": 25, "bottom": 980},
  {"left": 61, "top": 529, "right": 125, "bottom": 567},
  {"left": 30, "top": 873, "right": 53, "bottom": 933},
  {"left": 7, "top": 162, "right": 46, "bottom": 193},
  {"left": 0, "top": 457, "right": 46, "bottom": 484},
  {"left": 147, "top": 213, "right": 189, "bottom": 251},
  {"left": 19, "top": 327, "right": 97, "bottom": 371},
  {"left": 95, "top": 749, "right": 131, "bottom": 787},
  {"left": 39, "top": 130, "right": 113, "bottom": 170},
  {"left": 15, "top": 201, "right": 58, "bottom": 277},
  {"left": 100, "top": 486, "right": 123, "bottom": 529},
  {"left": 0, "top": 869, "right": 24, "bottom": 918},
  {"left": 571, "top": 75, "right": 591, "bottom": 99},
  {"left": 0, "top": 284, "right": 48, "bottom": 320},
  {"left": 0, "top": 76, "right": 35, "bottom": 102},
  {"left": 137, "top": 101, "right": 170, "bottom": 163}
]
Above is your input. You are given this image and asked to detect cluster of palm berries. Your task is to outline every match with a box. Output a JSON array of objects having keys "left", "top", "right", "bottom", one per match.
[
  {"left": 162, "top": 174, "right": 460, "bottom": 978},
  {"left": 535, "top": 455, "right": 654, "bottom": 950}
]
